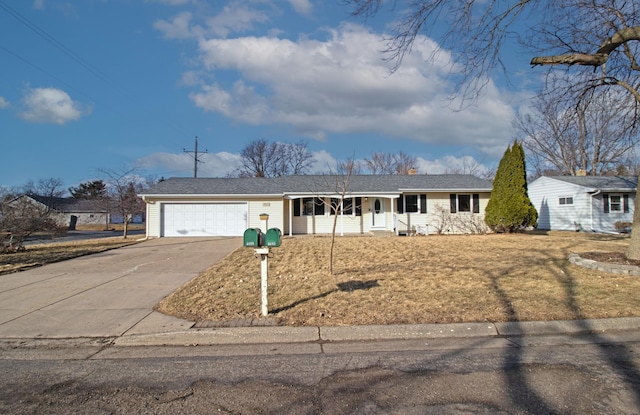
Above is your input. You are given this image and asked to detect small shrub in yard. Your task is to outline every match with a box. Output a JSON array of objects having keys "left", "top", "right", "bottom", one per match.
[{"left": 615, "top": 221, "right": 632, "bottom": 232}]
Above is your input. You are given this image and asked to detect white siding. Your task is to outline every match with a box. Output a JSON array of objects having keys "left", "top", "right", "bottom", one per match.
[
  {"left": 247, "top": 199, "right": 285, "bottom": 233},
  {"left": 529, "top": 177, "right": 588, "bottom": 231},
  {"left": 591, "top": 192, "right": 635, "bottom": 232},
  {"left": 146, "top": 201, "right": 161, "bottom": 238},
  {"left": 528, "top": 177, "right": 635, "bottom": 232}
]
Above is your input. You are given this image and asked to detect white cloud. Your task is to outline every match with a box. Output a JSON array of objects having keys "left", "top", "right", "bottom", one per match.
[
  {"left": 189, "top": 24, "right": 517, "bottom": 158},
  {"left": 288, "top": 0, "right": 312, "bottom": 15},
  {"left": 138, "top": 151, "right": 243, "bottom": 177},
  {"left": 205, "top": 3, "right": 269, "bottom": 38},
  {"left": 32, "top": 0, "right": 45, "bottom": 10},
  {"left": 154, "top": 2, "right": 269, "bottom": 39},
  {"left": 309, "top": 150, "right": 337, "bottom": 173},
  {"left": 0, "top": 97, "right": 9, "bottom": 109},
  {"left": 154, "top": 11, "right": 203, "bottom": 39},
  {"left": 415, "top": 155, "right": 494, "bottom": 176},
  {"left": 19, "top": 87, "right": 90, "bottom": 125}
]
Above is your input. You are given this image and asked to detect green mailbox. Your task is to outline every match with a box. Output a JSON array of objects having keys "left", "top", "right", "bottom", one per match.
[
  {"left": 243, "top": 228, "right": 263, "bottom": 247},
  {"left": 265, "top": 228, "right": 282, "bottom": 247}
]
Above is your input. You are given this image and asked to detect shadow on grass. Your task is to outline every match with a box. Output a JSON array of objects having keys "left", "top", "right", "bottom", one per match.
[
  {"left": 487, "top": 244, "right": 640, "bottom": 412},
  {"left": 271, "top": 279, "right": 380, "bottom": 314}
]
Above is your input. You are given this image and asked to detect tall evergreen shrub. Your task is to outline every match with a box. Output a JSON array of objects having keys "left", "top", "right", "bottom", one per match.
[{"left": 485, "top": 141, "right": 538, "bottom": 232}]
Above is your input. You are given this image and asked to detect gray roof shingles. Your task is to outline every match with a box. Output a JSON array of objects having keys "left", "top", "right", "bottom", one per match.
[
  {"left": 141, "top": 175, "right": 493, "bottom": 196},
  {"left": 550, "top": 176, "right": 638, "bottom": 190}
]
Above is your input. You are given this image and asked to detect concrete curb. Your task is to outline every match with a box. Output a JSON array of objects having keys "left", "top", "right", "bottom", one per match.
[
  {"left": 495, "top": 317, "right": 640, "bottom": 336},
  {"left": 113, "top": 317, "right": 640, "bottom": 347}
]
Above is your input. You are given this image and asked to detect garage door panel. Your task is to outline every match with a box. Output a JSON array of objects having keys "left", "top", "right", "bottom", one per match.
[{"left": 162, "top": 203, "right": 247, "bottom": 237}]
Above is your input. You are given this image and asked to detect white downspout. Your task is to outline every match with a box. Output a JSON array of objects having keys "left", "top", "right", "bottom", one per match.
[{"left": 590, "top": 190, "right": 601, "bottom": 232}]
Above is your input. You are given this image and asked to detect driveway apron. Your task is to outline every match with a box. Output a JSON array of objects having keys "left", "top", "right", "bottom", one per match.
[{"left": 0, "top": 238, "right": 241, "bottom": 338}]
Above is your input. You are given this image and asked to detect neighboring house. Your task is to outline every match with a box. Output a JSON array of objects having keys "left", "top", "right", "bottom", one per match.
[
  {"left": 139, "top": 175, "right": 493, "bottom": 238},
  {"left": 528, "top": 176, "right": 637, "bottom": 232},
  {"left": 26, "top": 195, "right": 111, "bottom": 229}
]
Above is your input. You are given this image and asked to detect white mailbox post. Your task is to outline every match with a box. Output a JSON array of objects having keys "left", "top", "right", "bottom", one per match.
[{"left": 255, "top": 247, "right": 270, "bottom": 316}]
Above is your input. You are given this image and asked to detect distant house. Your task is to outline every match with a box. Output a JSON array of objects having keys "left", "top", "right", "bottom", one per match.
[
  {"left": 139, "top": 175, "right": 493, "bottom": 238},
  {"left": 528, "top": 176, "right": 637, "bottom": 232},
  {"left": 24, "top": 195, "right": 110, "bottom": 229}
]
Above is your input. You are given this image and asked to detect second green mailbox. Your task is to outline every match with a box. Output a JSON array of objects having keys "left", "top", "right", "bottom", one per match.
[{"left": 265, "top": 228, "right": 282, "bottom": 247}]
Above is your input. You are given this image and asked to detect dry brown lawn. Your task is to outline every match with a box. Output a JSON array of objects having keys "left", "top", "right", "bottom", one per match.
[
  {"left": 156, "top": 232, "right": 640, "bottom": 326},
  {"left": 0, "top": 238, "right": 140, "bottom": 275}
]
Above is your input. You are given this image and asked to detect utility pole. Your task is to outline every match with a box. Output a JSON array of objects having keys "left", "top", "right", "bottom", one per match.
[{"left": 183, "top": 136, "right": 207, "bottom": 178}]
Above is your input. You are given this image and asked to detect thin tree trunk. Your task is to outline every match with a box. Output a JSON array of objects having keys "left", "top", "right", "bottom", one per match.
[
  {"left": 626, "top": 176, "right": 640, "bottom": 259},
  {"left": 329, "top": 210, "right": 339, "bottom": 275}
]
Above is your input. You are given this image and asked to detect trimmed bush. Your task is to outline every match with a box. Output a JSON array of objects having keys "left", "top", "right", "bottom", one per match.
[{"left": 485, "top": 141, "right": 538, "bottom": 232}]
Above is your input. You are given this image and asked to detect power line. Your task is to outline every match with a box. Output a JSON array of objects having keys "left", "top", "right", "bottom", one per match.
[
  {"left": 0, "top": 1, "right": 194, "bottom": 139},
  {"left": 0, "top": 44, "right": 94, "bottom": 102},
  {"left": 0, "top": 0, "right": 118, "bottom": 93}
]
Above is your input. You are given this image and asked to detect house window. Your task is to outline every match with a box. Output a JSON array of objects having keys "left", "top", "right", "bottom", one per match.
[
  {"left": 304, "top": 198, "right": 316, "bottom": 215},
  {"left": 355, "top": 197, "right": 362, "bottom": 216},
  {"left": 294, "top": 198, "right": 324, "bottom": 216},
  {"left": 330, "top": 197, "right": 362, "bottom": 216},
  {"left": 406, "top": 195, "right": 418, "bottom": 213},
  {"left": 398, "top": 194, "right": 427, "bottom": 214},
  {"left": 610, "top": 195, "right": 622, "bottom": 211},
  {"left": 450, "top": 194, "right": 480, "bottom": 214},
  {"left": 559, "top": 197, "right": 573, "bottom": 206},
  {"left": 603, "top": 194, "right": 630, "bottom": 214}
]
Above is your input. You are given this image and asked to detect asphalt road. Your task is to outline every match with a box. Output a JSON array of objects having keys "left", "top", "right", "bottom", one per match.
[
  {"left": 2, "top": 236, "right": 639, "bottom": 413},
  {"left": 1, "top": 332, "right": 640, "bottom": 414}
]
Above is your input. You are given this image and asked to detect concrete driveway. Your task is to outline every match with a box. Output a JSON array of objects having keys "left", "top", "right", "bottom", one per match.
[{"left": 0, "top": 237, "right": 242, "bottom": 338}]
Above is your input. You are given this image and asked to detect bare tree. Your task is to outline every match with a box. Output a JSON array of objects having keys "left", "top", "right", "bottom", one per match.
[
  {"left": 363, "top": 151, "right": 416, "bottom": 174},
  {"left": 100, "top": 167, "right": 147, "bottom": 239},
  {"left": 392, "top": 151, "right": 417, "bottom": 174},
  {"left": 517, "top": 86, "right": 639, "bottom": 176},
  {"left": 326, "top": 158, "right": 358, "bottom": 275},
  {"left": 240, "top": 139, "right": 315, "bottom": 177},
  {"left": 0, "top": 180, "right": 66, "bottom": 253},
  {"left": 363, "top": 152, "right": 394, "bottom": 174},
  {"left": 22, "top": 178, "right": 65, "bottom": 210},
  {"left": 347, "top": 0, "right": 536, "bottom": 102},
  {"left": 347, "top": 1, "right": 640, "bottom": 258},
  {"left": 286, "top": 141, "right": 315, "bottom": 175}
]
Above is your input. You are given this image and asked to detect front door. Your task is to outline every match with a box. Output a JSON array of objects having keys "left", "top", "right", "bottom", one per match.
[{"left": 371, "top": 198, "right": 386, "bottom": 228}]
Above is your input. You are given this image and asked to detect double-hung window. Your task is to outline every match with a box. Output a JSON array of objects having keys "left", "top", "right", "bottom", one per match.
[
  {"left": 450, "top": 194, "right": 480, "bottom": 214},
  {"left": 603, "top": 194, "right": 629, "bottom": 213},
  {"left": 397, "top": 194, "right": 427, "bottom": 213}
]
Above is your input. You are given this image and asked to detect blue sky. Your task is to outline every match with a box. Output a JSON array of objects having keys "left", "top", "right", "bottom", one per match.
[{"left": 0, "top": 0, "right": 538, "bottom": 191}]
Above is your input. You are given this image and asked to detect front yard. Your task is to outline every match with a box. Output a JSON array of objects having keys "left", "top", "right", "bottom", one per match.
[{"left": 156, "top": 231, "right": 640, "bottom": 326}]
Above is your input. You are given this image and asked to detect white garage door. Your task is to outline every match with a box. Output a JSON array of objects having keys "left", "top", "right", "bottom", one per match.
[{"left": 162, "top": 203, "right": 247, "bottom": 237}]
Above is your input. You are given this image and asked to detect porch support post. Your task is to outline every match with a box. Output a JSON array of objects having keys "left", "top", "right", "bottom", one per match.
[
  {"left": 288, "top": 198, "right": 293, "bottom": 236},
  {"left": 393, "top": 197, "right": 398, "bottom": 236}
]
